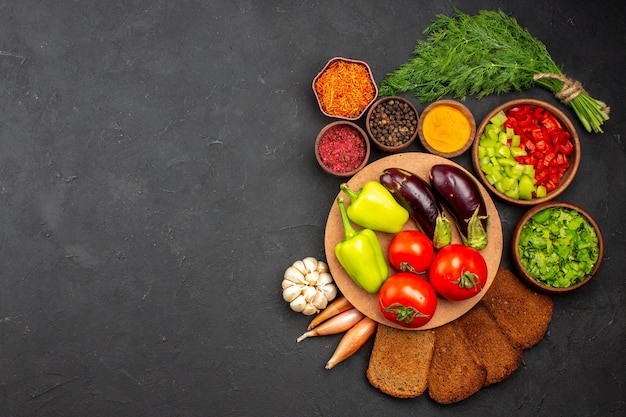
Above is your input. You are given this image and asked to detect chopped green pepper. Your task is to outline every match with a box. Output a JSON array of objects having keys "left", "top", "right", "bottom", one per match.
[
  {"left": 517, "top": 207, "right": 600, "bottom": 288},
  {"left": 335, "top": 197, "right": 388, "bottom": 293},
  {"left": 340, "top": 181, "right": 409, "bottom": 233}
]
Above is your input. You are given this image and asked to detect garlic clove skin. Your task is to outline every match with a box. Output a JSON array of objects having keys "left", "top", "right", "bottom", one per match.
[
  {"left": 291, "top": 260, "right": 308, "bottom": 276},
  {"left": 303, "top": 286, "right": 317, "bottom": 303},
  {"left": 284, "top": 266, "right": 306, "bottom": 285},
  {"left": 302, "top": 257, "right": 319, "bottom": 274},
  {"left": 317, "top": 272, "right": 334, "bottom": 286},
  {"left": 311, "top": 290, "right": 329, "bottom": 310},
  {"left": 290, "top": 295, "right": 307, "bottom": 313},
  {"left": 321, "top": 284, "right": 338, "bottom": 302},
  {"left": 301, "top": 304, "right": 318, "bottom": 316},
  {"left": 281, "top": 279, "right": 298, "bottom": 290},
  {"left": 305, "top": 271, "right": 320, "bottom": 285},
  {"left": 282, "top": 285, "right": 304, "bottom": 303}
]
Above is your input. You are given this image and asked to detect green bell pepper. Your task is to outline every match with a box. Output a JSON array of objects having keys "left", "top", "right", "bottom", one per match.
[
  {"left": 335, "top": 197, "right": 388, "bottom": 294},
  {"left": 340, "top": 181, "right": 409, "bottom": 233}
]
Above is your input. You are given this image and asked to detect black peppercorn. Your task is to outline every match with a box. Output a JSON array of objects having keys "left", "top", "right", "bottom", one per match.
[{"left": 368, "top": 98, "right": 417, "bottom": 148}]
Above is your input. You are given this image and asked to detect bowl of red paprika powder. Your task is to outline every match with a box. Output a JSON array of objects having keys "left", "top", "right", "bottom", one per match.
[{"left": 315, "top": 121, "right": 370, "bottom": 178}]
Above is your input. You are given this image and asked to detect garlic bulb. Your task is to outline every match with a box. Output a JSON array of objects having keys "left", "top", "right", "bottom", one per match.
[{"left": 282, "top": 257, "right": 338, "bottom": 315}]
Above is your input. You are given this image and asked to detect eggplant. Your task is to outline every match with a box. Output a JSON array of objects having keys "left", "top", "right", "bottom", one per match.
[
  {"left": 429, "top": 164, "right": 489, "bottom": 250},
  {"left": 380, "top": 167, "right": 451, "bottom": 248}
]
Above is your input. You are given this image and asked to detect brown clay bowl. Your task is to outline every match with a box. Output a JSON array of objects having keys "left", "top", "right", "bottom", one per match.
[
  {"left": 365, "top": 96, "right": 419, "bottom": 153},
  {"left": 471, "top": 99, "right": 580, "bottom": 206},
  {"left": 511, "top": 201, "right": 604, "bottom": 294},
  {"left": 418, "top": 100, "right": 476, "bottom": 158},
  {"left": 312, "top": 57, "right": 378, "bottom": 121},
  {"left": 315, "top": 121, "right": 370, "bottom": 178}
]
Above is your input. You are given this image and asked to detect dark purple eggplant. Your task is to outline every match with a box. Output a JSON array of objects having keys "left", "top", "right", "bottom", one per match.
[
  {"left": 380, "top": 167, "right": 451, "bottom": 248},
  {"left": 429, "top": 164, "right": 489, "bottom": 250}
]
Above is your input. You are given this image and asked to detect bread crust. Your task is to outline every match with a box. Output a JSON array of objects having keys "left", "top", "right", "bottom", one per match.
[
  {"left": 455, "top": 303, "right": 523, "bottom": 386},
  {"left": 480, "top": 266, "right": 554, "bottom": 349},
  {"left": 428, "top": 322, "right": 486, "bottom": 404},
  {"left": 366, "top": 325, "right": 435, "bottom": 398}
]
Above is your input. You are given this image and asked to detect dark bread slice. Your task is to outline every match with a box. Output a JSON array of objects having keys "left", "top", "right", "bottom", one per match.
[
  {"left": 366, "top": 324, "right": 435, "bottom": 398},
  {"left": 428, "top": 321, "right": 487, "bottom": 404},
  {"left": 455, "top": 303, "right": 523, "bottom": 386},
  {"left": 480, "top": 266, "right": 553, "bottom": 349}
]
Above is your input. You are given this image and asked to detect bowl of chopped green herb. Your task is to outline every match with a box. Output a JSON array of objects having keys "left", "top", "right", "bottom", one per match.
[
  {"left": 472, "top": 99, "right": 580, "bottom": 206},
  {"left": 511, "top": 201, "right": 604, "bottom": 294}
]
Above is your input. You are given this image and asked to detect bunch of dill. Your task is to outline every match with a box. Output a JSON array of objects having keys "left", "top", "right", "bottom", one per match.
[{"left": 379, "top": 9, "right": 609, "bottom": 133}]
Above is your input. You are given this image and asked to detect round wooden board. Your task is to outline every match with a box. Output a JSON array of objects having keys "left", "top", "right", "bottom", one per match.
[{"left": 324, "top": 153, "right": 503, "bottom": 330}]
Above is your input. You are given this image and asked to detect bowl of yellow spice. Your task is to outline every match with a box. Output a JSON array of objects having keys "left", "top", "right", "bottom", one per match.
[{"left": 417, "top": 100, "right": 476, "bottom": 158}]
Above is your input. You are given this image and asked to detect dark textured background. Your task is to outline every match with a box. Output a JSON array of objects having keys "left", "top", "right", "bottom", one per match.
[{"left": 1, "top": 1, "right": 624, "bottom": 416}]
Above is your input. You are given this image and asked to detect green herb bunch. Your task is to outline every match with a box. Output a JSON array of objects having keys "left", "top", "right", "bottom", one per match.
[{"left": 379, "top": 9, "right": 609, "bottom": 133}]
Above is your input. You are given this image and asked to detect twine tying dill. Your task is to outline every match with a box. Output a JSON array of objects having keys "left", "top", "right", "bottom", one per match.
[{"left": 533, "top": 73, "right": 585, "bottom": 105}]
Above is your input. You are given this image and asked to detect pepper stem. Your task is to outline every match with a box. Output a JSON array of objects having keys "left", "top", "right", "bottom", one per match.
[
  {"left": 340, "top": 183, "right": 359, "bottom": 202},
  {"left": 337, "top": 196, "right": 357, "bottom": 240}
]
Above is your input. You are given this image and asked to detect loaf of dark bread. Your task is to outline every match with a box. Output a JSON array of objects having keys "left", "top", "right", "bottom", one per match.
[
  {"left": 428, "top": 321, "right": 486, "bottom": 404},
  {"left": 367, "top": 325, "right": 435, "bottom": 398},
  {"left": 480, "top": 266, "right": 553, "bottom": 349},
  {"left": 455, "top": 303, "right": 523, "bottom": 386}
]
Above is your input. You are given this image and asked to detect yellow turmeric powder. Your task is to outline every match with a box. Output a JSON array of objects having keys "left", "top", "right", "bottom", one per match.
[{"left": 421, "top": 104, "right": 472, "bottom": 153}]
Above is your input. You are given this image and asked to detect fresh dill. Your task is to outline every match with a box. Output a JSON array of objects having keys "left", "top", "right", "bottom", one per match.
[{"left": 379, "top": 9, "right": 609, "bottom": 133}]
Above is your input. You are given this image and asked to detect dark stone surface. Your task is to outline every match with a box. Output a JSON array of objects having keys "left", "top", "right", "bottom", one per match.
[{"left": 1, "top": 1, "right": 624, "bottom": 416}]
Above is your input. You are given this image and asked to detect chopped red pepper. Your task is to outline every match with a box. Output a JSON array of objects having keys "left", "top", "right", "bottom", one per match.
[{"left": 506, "top": 104, "right": 574, "bottom": 193}]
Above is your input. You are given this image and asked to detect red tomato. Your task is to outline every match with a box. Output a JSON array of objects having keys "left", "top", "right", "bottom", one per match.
[
  {"left": 378, "top": 272, "right": 437, "bottom": 328},
  {"left": 388, "top": 230, "right": 434, "bottom": 274},
  {"left": 428, "top": 244, "right": 488, "bottom": 301}
]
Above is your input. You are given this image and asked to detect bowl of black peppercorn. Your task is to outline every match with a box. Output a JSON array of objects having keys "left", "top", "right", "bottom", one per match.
[{"left": 365, "top": 96, "right": 419, "bottom": 153}]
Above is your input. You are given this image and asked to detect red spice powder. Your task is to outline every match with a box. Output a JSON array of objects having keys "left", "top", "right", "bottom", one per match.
[{"left": 318, "top": 125, "right": 366, "bottom": 173}]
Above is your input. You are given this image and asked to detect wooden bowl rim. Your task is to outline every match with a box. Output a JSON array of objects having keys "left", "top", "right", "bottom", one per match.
[
  {"left": 314, "top": 120, "right": 371, "bottom": 178},
  {"left": 365, "top": 95, "right": 419, "bottom": 153},
  {"left": 312, "top": 57, "right": 378, "bottom": 121},
  {"left": 471, "top": 98, "right": 581, "bottom": 206},
  {"left": 417, "top": 99, "right": 477, "bottom": 158},
  {"left": 511, "top": 201, "right": 604, "bottom": 294}
]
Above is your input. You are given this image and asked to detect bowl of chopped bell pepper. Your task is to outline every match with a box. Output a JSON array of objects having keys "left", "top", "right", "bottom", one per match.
[
  {"left": 511, "top": 201, "right": 604, "bottom": 294},
  {"left": 312, "top": 57, "right": 378, "bottom": 120},
  {"left": 471, "top": 99, "right": 580, "bottom": 205}
]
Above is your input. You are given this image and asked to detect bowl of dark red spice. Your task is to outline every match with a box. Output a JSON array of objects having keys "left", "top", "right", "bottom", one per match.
[
  {"left": 315, "top": 121, "right": 370, "bottom": 178},
  {"left": 365, "top": 96, "right": 419, "bottom": 152},
  {"left": 312, "top": 57, "right": 378, "bottom": 121}
]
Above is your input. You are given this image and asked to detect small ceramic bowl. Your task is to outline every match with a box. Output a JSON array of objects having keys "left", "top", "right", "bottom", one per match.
[
  {"left": 511, "top": 201, "right": 604, "bottom": 294},
  {"left": 471, "top": 99, "right": 580, "bottom": 206},
  {"left": 365, "top": 96, "right": 419, "bottom": 153},
  {"left": 312, "top": 57, "right": 378, "bottom": 121},
  {"left": 315, "top": 121, "right": 370, "bottom": 178},
  {"left": 417, "top": 100, "right": 476, "bottom": 158}
]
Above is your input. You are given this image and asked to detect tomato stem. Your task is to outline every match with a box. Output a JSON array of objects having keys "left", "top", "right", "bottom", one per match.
[
  {"left": 399, "top": 262, "right": 417, "bottom": 274},
  {"left": 382, "top": 302, "right": 428, "bottom": 324},
  {"left": 455, "top": 271, "right": 482, "bottom": 290}
]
